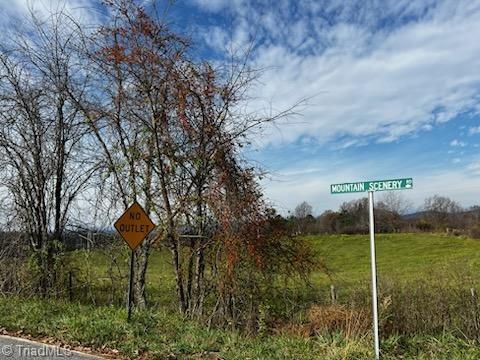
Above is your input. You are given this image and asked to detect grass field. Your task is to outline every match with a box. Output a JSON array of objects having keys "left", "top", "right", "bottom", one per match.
[
  {"left": 74, "top": 233, "right": 480, "bottom": 305},
  {"left": 82, "top": 232, "right": 480, "bottom": 289},
  {"left": 309, "top": 233, "right": 480, "bottom": 285},
  {"left": 63, "top": 232, "right": 480, "bottom": 323},
  {"left": 2, "top": 232, "right": 480, "bottom": 359}
]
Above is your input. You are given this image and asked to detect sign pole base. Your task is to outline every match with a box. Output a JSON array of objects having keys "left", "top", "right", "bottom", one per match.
[{"left": 127, "top": 249, "right": 135, "bottom": 322}]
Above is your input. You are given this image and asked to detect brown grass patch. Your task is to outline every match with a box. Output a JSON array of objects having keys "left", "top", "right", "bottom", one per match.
[{"left": 275, "top": 304, "right": 371, "bottom": 338}]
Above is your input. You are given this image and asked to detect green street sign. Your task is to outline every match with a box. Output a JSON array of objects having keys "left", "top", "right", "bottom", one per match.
[{"left": 330, "top": 178, "right": 413, "bottom": 194}]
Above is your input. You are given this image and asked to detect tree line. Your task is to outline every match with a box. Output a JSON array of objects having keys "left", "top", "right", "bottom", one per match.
[{"left": 290, "top": 193, "right": 480, "bottom": 236}]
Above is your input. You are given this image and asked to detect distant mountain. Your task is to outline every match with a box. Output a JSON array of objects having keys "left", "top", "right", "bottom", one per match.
[
  {"left": 402, "top": 208, "right": 480, "bottom": 220},
  {"left": 402, "top": 211, "right": 427, "bottom": 220}
]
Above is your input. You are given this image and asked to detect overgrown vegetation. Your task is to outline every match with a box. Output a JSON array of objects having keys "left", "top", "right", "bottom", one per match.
[
  {"left": 2, "top": 233, "right": 480, "bottom": 358},
  {"left": 1, "top": 296, "right": 480, "bottom": 359},
  {"left": 0, "top": 0, "right": 313, "bottom": 333}
]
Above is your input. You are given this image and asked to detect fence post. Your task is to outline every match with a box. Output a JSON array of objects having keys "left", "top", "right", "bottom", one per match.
[
  {"left": 330, "top": 284, "right": 337, "bottom": 305},
  {"left": 87, "top": 232, "right": 92, "bottom": 251},
  {"left": 68, "top": 271, "right": 73, "bottom": 301}
]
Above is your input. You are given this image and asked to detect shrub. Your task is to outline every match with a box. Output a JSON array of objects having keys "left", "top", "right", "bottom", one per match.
[
  {"left": 416, "top": 220, "right": 433, "bottom": 232},
  {"left": 469, "top": 226, "right": 480, "bottom": 239}
]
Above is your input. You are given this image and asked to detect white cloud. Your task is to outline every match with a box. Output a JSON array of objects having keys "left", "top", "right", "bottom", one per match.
[
  {"left": 191, "top": 0, "right": 230, "bottom": 12},
  {"left": 469, "top": 126, "right": 480, "bottom": 135},
  {"left": 0, "top": 0, "right": 104, "bottom": 28},
  {"left": 450, "top": 139, "right": 467, "bottom": 147},
  {"left": 203, "top": 26, "right": 230, "bottom": 50},
  {"left": 467, "top": 160, "right": 480, "bottom": 174},
  {"left": 195, "top": 0, "right": 480, "bottom": 148},
  {"left": 193, "top": 0, "right": 480, "bottom": 212}
]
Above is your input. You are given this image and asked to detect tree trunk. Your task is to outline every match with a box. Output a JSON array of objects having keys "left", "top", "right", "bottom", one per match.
[{"left": 170, "top": 234, "right": 187, "bottom": 313}]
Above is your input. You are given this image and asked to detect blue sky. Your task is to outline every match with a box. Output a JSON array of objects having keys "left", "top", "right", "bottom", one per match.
[
  {"left": 182, "top": 0, "right": 480, "bottom": 214},
  {"left": 2, "top": 0, "right": 480, "bottom": 214}
]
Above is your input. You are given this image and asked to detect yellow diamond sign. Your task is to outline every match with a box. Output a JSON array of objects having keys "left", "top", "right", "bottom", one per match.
[{"left": 114, "top": 202, "right": 155, "bottom": 250}]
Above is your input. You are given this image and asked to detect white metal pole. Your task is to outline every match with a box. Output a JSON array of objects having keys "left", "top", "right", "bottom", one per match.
[{"left": 368, "top": 190, "right": 380, "bottom": 360}]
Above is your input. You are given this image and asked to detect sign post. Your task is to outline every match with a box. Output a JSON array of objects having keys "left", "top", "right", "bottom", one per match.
[
  {"left": 114, "top": 202, "right": 155, "bottom": 322},
  {"left": 127, "top": 248, "right": 135, "bottom": 321},
  {"left": 330, "top": 177, "right": 413, "bottom": 360},
  {"left": 368, "top": 190, "right": 380, "bottom": 360}
]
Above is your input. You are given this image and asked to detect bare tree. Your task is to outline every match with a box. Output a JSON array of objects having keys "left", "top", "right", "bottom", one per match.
[
  {"left": 294, "top": 201, "right": 313, "bottom": 219},
  {"left": 423, "top": 195, "right": 462, "bottom": 230},
  {"left": 0, "top": 9, "right": 94, "bottom": 295},
  {"left": 378, "top": 191, "right": 413, "bottom": 216}
]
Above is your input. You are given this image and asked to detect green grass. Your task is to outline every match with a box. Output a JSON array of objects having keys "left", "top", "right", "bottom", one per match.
[
  {"left": 64, "top": 233, "right": 480, "bottom": 326},
  {"left": 67, "top": 245, "right": 176, "bottom": 307},
  {"left": 308, "top": 233, "right": 480, "bottom": 286},
  {"left": 1, "top": 296, "right": 479, "bottom": 359},
  {"left": 73, "top": 233, "right": 480, "bottom": 300},
  {"left": 2, "top": 233, "right": 480, "bottom": 358}
]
